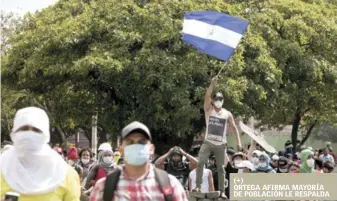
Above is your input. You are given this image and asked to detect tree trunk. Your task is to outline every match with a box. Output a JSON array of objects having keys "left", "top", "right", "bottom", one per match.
[
  {"left": 97, "top": 127, "right": 107, "bottom": 145},
  {"left": 56, "top": 125, "right": 67, "bottom": 150},
  {"left": 291, "top": 108, "right": 302, "bottom": 154},
  {"left": 91, "top": 113, "right": 98, "bottom": 157},
  {"left": 75, "top": 130, "right": 80, "bottom": 148},
  {"left": 299, "top": 120, "right": 318, "bottom": 146}
]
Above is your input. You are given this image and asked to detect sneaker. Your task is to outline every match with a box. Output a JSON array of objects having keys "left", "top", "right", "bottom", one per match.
[
  {"left": 220, "top": 191, "right": 227, "bottom": 199},
  {"left": 192, "top": 188, "right": 201, "bottom": 192}
]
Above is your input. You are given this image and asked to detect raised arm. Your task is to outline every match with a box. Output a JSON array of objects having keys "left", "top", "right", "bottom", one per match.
[
  {"left": 204, "top": 76, "right": 218, "bottom": 112},
  {"left": 228, "top": 112, "right": 242, "bottom": 151},
  {"left": 177, "top": 147, "right": 198, "bottom": 170},
  {"left": 247, "top": 139, "right": 257, "bottom": 161},
  {"left": 154, "top": 147, "right": 174, "bottom": 170}
]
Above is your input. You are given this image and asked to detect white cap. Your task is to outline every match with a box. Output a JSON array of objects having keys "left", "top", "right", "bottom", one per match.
[
  {"left": 98, "top": 142, "right": 113, "bottom": 152},
  {"left": 252, "top": 150, "right": 262, "bottom": 157},
  {"left": 236, "top": 160, "right": 255, "bottom": 171},
  {"left": 272, "top": 154, "right": 279, "bottom": 161}
]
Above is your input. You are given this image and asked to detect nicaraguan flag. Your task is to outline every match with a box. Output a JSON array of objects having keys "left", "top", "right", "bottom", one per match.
[{"left": 182, "top": 11, "right": 249, "bottom": 62}]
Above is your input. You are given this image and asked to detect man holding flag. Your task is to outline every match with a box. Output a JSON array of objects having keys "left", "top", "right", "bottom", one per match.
[
  {"left": 193, "top": 76, "right": 242, "bottom": 197},
  {"left": 182, "top": 10, "right": 249, "bottom": 197}
]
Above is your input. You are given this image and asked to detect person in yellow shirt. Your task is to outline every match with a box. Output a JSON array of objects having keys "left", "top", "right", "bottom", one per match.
[
  {"left": 113, "top": 151, "right": 121, "bottom": 164},
  {"left": 0, "top": 107, "right": 81, "bottom": 201}
]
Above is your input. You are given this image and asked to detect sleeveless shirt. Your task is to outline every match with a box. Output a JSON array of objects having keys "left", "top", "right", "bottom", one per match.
[{"left": 205, "top": 108, "right": 229, "bottom": 145}]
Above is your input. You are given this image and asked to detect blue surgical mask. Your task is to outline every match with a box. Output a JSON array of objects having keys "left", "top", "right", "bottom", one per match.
[{"left": 124, "top": 144, "right": 150, "bottom": 166}]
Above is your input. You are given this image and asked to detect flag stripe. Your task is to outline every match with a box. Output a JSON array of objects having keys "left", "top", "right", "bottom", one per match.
[
  {"left": 184, "top": 11, "right": 249, "bottom": 35},
  {"left": 182, "top": 10, "right": 249, "bottom": 62},
  {"left": 182, "top": 19, "right": 243, "bottom": 49},
  {"left": 182, "top": 33, "right": 235, "bottom": 61}
]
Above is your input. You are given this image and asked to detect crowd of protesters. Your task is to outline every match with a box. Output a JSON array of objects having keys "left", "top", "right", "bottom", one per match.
[
  {"left": 152, "top": 139, "right": 336, "bottom": 199},
  {"left": 0, "top": 107, "right": 336, "bottom": 201}
]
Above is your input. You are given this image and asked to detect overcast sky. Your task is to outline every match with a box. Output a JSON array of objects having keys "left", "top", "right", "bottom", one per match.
[{"left": 1, "top": 0, "right": 59, "bottom": 16}]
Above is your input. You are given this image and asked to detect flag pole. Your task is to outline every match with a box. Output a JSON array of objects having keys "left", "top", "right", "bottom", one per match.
[
  {"left": 216, "top": 62, "right": 229, "bottom": 77},
  {"left": 216, "top": 65, "right": 225, "bottom": 77}
]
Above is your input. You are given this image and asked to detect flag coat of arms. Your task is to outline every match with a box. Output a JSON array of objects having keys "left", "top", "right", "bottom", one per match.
[{"left": 182, "top": 11, "right": 249, "bottom": 62}]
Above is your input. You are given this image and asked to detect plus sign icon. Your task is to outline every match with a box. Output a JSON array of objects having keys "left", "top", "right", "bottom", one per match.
[{"left": 234, "top": 177, "right": 244, "bottom": 185}]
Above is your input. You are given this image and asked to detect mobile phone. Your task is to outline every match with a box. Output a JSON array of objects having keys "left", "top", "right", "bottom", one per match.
[{"left": 5, "top": 192, "right": 19, "bottom": 201}]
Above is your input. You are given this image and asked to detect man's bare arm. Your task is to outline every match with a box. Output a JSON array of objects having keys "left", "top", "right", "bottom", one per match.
[
  {"left": 247, "top": 139, "right": 257, "bottom": 161},
  {"left": 177, "top": 147, "right": 198, "bottom": 170},
  {"left": 204, "top": 76, "right": 218, "bottom": 112},
  {"left": 228, "top": 113, "right": 242, "bottom": 151},
  {"left": 154, "top": 148, "right": 174, "bottom": 170}
]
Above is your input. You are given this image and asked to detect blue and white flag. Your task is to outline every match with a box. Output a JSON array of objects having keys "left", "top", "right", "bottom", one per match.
[{"left": 182, "top": 11, "right": 249, "bottom": 62}]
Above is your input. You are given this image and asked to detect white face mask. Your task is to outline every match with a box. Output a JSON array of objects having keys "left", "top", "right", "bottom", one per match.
[
  {"left": 252, "top": 157, "right": 259, "bottom": 165},
  {"left": 214, "top": 100, "right": 223, "bottom": 108},
  {"left": 259, "top": 162, "right": 267, "bottom": 168},
  {"left": 81, "top": 158, "right": 90, "bottom": 164},
  {"left": 306, "top": 159, "right": 315, "bottom": 167},
  {"left": 11, "top": 131, "right": 45, "bottom": 155},
  {"left": 103, "top": 156, "right": 113, "bottom": 164},
  {"left": 234, "top": 160, "right": 242, "bottom": 167}
]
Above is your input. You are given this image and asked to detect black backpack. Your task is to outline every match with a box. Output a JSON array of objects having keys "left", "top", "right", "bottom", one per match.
[{"left": 103, "top": 167, "right": 173, "bottom": 201}]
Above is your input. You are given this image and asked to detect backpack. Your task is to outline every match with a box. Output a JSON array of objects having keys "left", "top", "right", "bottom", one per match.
[{"left": 103, "top": 167, "right": 173, "bottom": 201}]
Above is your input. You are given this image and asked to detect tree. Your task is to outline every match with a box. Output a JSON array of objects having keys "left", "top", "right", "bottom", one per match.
[
  {"left": 239, "top": 0, "right": 337, "bottom": 151},
  {"left": 2, "top": 0, "right": 337, "bottom": 153},
  {"left": 2, "top": 0, "right": 252, "bottom": 152},
  {"left": 0, "top": 12, "right": 21, "bottom": 53},
  {"left": 0, "top": 87, "right": 29, "bottom": 141}
]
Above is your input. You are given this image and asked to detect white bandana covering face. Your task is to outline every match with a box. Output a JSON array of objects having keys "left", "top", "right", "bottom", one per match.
[{"left": 0, "top": 107, "right": 68, "bottom": 195}]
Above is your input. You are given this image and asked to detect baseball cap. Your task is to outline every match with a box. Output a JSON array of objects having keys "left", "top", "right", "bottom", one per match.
[
  {"left": 227, "top": 149, "right": 235, "bottom": 156},
  {"left": 233, "top": 152, "right": 246, "bottom": 159},
  {"left": 98, "top": 142, "right": 112, "bottom": 152},
  {"left": 236, "top": 160, "right": 255, "bottom": 171},
  {"left": 252, "top": 150, "right": 262, "bottom": 157},
  {"left": 121, "top": 121, "right": 152, "bottom": 141},
  {"left": 272, "top": 154, "right": 279, "bottom": 161},
  {"left": 212, "top": 92, "right": 224, "bottom": 100}
]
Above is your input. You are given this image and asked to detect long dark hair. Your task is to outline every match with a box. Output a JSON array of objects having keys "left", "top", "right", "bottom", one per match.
[{"left": 79, "top": 148, "right": 93, "bottom": 158}]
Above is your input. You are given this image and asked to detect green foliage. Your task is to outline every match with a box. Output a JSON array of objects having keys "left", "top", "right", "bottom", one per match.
[
  {"left": 2, "top": 0, "right": 337, "bottom": 150},
  {"left": 240, "top": 0, "right": 337, "bottom": 142}
]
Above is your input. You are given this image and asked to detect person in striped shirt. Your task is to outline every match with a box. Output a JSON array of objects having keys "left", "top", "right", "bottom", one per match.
[{"left": 89, "top": 121, "right": 188, "bottom": 201}]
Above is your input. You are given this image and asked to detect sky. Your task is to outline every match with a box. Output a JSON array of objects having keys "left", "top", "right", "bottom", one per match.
[{"left": 1, "top": 0, "right": 59, "bottom": 16}]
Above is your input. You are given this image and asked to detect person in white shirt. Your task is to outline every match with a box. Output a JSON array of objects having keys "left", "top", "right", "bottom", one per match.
[
  {"left": 319, "top": 148, "right": 334, "bottom": 164},
  {"left": 194, "top": 76, "right": 242, "bottom": 198},
  {"left": 189, "top": 167, "right": 214, "bottom": 193}
]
